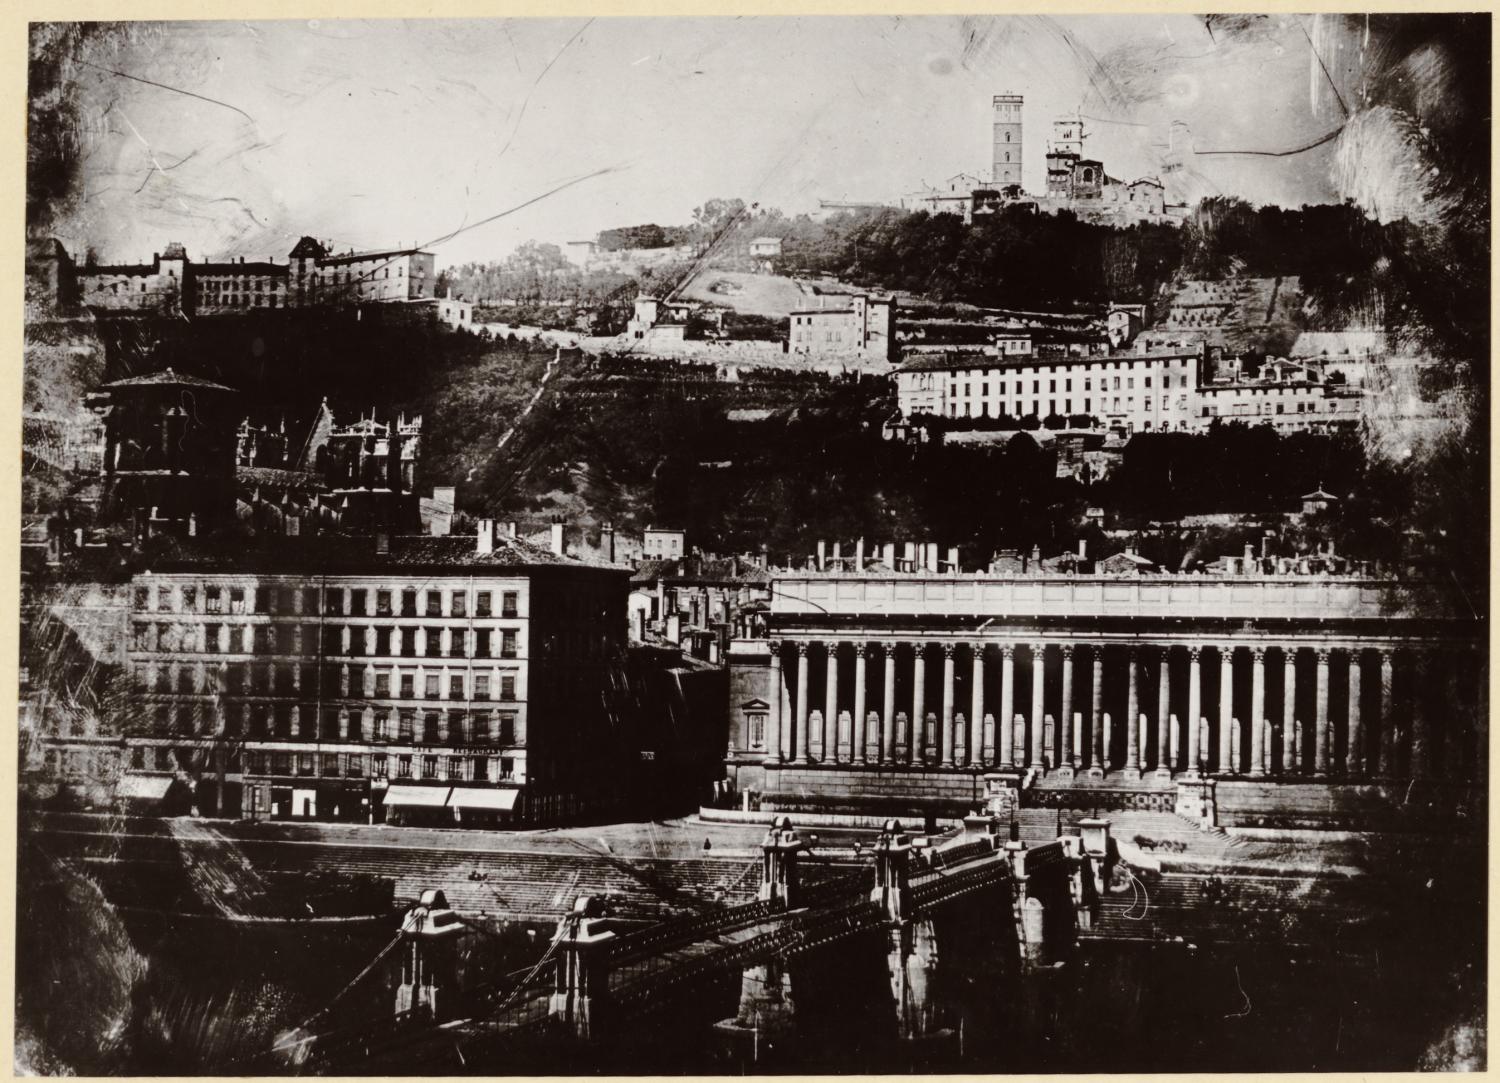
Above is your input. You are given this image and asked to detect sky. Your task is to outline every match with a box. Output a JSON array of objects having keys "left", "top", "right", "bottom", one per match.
[{"left": 41, "top": 15, "right": 1363, "bottom": 269}]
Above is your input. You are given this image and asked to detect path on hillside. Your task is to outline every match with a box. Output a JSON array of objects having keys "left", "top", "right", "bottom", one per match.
[{"left": 496, "top": 348, "right": 563, "bottom": 452}]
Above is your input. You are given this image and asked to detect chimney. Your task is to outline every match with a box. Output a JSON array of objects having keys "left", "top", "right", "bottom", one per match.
[
  {"left": 947, "top": 546, "right": 959, "bottom": 572},
  {"left": 1261, "top": 534, "right": 1271, "bottom": 560},
  {"left": 475, "top": 519, "right": 494, "bottom": 554},
  {"left": 816, "top": 540, "right": 826, "bottom": 571},
  {"left": 855, "top": 537, "right": 865, "bottom": 571},
  {"left": 831, "top": 540, "right": 842, "bottom": 568},
  {"left": 1077, "top": 538, "right": 1086, "bottom": 559},
  {"left": 550, "top": 521, "right": 565, "bottom": 556},
  {"left": 902, "top": 541, "right": 916, "bottom": 571},
  {"left": 925, "top": 543, "right": 939, "bottom": 573},
  {"left": 602, "top": 521, "right": 616, "bottom": 563},
  {"left": 883, "top": 542, "right": 896, "bottom": 568}
]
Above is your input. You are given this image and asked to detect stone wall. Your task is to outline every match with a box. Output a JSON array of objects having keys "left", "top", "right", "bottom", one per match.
[{"left": 760, "top": 765, "right": 988, "bottom": 819}]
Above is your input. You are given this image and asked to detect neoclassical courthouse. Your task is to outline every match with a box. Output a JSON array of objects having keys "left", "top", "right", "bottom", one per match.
[{"left": 725, "top": 550, "right": 1484, "bottom": 828}]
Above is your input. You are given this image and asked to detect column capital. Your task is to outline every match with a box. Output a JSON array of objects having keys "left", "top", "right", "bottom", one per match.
[
  {"left": 1314, "top": 647, "right": 1332, "bottom": 664},
  {"left": 1283, "top": 645, "right": 1299, "bottom": 664},
  {"left": 971, "top": 641, "right": 986, "bottom": 655},
  {"left": 1251, "top": 646, "right": 1267, "bottom": 663},
  {"left": 1060, "top": 644, "right": 1075, "bottom": 660},
  {"left": 1032, "top": 642, "right": 1048, "bottom": 658},
  {"left": 768, "top": 638, "right": 782, "bottom": 652},
  {"left": 795, "top": 641, "right": 810, "bottom": 657},
  {"left": 940, "top": 642, "right": 956, "bottom": 658},
  {"left": 827, "top": 639, "right": 845, "bottom": 653},
  {"left": 1187, "top": 644, "right": 1203, "bottom": 661},
  {"left": 1000, "top": 643, "right": 1015, "bottom": 660},
  {"left": 854, "top": 640, "right": 869, "bottom": 658}
]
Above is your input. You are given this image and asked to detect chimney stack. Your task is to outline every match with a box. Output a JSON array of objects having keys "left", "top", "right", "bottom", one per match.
[
  {"left": 902, "top": 541, "right": 916, "bottom": 571},
  {"left": 550, "top": 521, "right": 565, "bottom": 556},
  {"left": 883, "top": 542, "right": 895, "bottom": 569},
  {"left": 831, "top": 540, "right": 842, "bottom": 568},
  {"left": 602, "top": 521, "right": 616, "bottom": 563},
  {"left": 816, "top": 540, "right": 826, "bottom": 571},
  {"left": 475, "top": 519, "right": 494, "bottom": 555},
  {"left": 925, "top": 543, "right": 939, "bottom": 574},
  {"left": 1077, "top": 538, "right": 1086, "bottom": 559},
  {"left": 855, "top": 537, "right": 865, "bottom": 571},
  {"left": 946, "top": 546, "right": 959, "bottom": 572}
]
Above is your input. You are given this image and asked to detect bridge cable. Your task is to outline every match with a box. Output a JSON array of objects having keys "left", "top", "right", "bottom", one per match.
[{"left": 288, "top": 932, "right": 404, "bottom": 1036}]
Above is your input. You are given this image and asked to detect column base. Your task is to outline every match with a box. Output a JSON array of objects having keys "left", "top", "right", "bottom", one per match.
[
  {"left": 1180, "top": 768, "right": 1200, "bottom": 781},
  {"left": 1152, "top": 766, "right": 1174, "bottom": 781},
  {"left": 1086, "top": 766, "right": 1105, "bottom": 780},
  {"left": 1054, "top": 765, "right": 1076, "bottom": 780},
  {"left": 1120, "top": 767, "right": 1143, "bottom": 781}
]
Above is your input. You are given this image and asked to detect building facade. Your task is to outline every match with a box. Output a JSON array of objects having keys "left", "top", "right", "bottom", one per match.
[
  {"left": 893, "top": 346, "right": 1203, "bottom": 432},
  {"left": 789, "top": 293, "right": 895, "bottom": 362},
  {"left": 722, "top": 564, "right": 1482, "bottom": 823},
  {"left": 117, "top": 523, "right": 631, "bottom": 826}
]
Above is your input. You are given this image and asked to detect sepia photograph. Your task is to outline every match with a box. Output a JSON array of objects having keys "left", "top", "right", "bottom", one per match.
[{"left": 16, "top": 11, "right": 1489, "bottom": 1075}]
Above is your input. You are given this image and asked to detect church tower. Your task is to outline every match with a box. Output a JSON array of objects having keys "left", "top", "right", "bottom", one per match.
[{"left": 991, "top": 94, "right": 1024, "bottom": 188}]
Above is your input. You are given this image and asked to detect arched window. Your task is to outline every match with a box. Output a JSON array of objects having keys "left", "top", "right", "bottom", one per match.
[
  {"left": 1005, "top": 153, "right": 1010, "bottom": 163},
  {"left": 1082, "top": 167, "right": 1094, "bottom": 183},
  {"left": 1005, "top": 131, "right": 1011, "bottom": 142}
]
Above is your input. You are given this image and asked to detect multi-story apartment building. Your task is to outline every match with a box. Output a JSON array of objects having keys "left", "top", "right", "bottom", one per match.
[
  {"left": 72, "top": 236, "right": 440, "bottom": 317},
  {"left": 893, "top": 345, "right": 1203, "bottom": 432},
  {"left": 119, "top": 522, "right": 630, "bottom": 827},
  {"left": 789, "top": 293, "right": 895, "bottom": 362}
]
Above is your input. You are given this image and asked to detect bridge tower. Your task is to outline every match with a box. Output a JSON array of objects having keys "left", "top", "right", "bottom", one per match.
[
  {"left": 548, "top": 895, "right": 617, "bottom": 1040},
  {"left": 396, "top": 889, "right": 467, "bottom": 1022},
  {"left": 758, "top": 815, "right": 808, "bottom": 909},
  {"left": 870, "top": 820, "right": 952, "bottom": 1044}
]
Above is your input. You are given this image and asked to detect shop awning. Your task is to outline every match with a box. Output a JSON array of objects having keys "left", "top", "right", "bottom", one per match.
[
  {"left": 448, "top": 787, "right": 520, "bottom": 811},
  {"left": 116, "top": 774, "right": 174, "bottom": 801},
  {"left": 382, "top": 785, "right": 452, "bottom": 808}
]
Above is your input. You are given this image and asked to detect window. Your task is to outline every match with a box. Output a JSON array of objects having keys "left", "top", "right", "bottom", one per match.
[
  {"left": 229, "top": 588, "right": 246, "bottom": 614},
  {"left": 400, "top": 673, "right": 415, "bottom": 698},
  {"left": 500, "top": 757, "right": 515, "bottom": 780},
  {"left": 302, "top": 588, "right": 318, "bottom": 614},
  {"left": 500, "top": 674, "right": 516, "bottom": 700},
  {"left": 446, "top": 757, "right": 463, "bottom": 780},
  {"left": 397, "top": 755, "right": 412, "bottom": 778},
  {"left": 498, "top": 712, "right": 516, "bottom": 744},
  {"left": 475, "top": 591, "right": 492, "bottom": 617},
  {"left": 298, "top": 753, "right": 314, "bottom": 777},
  {"left": 274, "top": 751, "right": 292, "bottom": 775},
  {"left": 321, "top": 753, "right": 338, "bottom": 777},
  {"left": 206, "top": 587, "right": 223, "bottom": 614},
  {"left": 351, "top": 589, "right": 367, "bottom": 616},
  {"left": 400, "top": 628, "right": 416, "bottom": 658},
  {"left": 373, "top": 755, "right": 388, "bottom": 778},
  {"left": 205, "top": 624, "right": 223, "bottom": 653},
  {"left": 501, "top": 630, "right": 518, "bottom": 658},
  {"left": 375, "top": 671, "right": 391, "bottom": 697},
  {"left": 450, "top": 592, "right": 466, "bottom": 618},
  {"left": 425, "top": 674, "right": 439, "bottom": 699},
  {"left": 449, "top": 675, "right": 464, "bottom": 700},
  {"left": 131, "top": 747, "right": 145, "bottom": 770},
  {"left": 377, "top": 590, "right": 392, "bottom": 616},
  {"left": 348, "top": 664, "right": 366, "bottom": 695},
  {"left": 376, "top": 628, "right": 391, "bottom": 656},
  {"left": 501, "top": 592, "right": 519, "bottom": 618},
  {"left": 399, "top": 710, "right": 414, "bottom": 742},
  {"left": 325, "top": 588, "right": 343, "bottom": 615},
  {"left": 374, "top": 710, "right": 390, "bottom": 741},
  {"left": 346, "top": 754, "right": 363, "bottom": 777},
  {"left": 422, "top": 755, "right": 439, "bottom": 779},
  {"left": 401, "top": 590, "right": 417, "bottom": 617},
  {"left": 747, "top": 712, "right": 767, "bottom": 749},
  {"left": 425, "top": 591, "right": 442, "bottom": 617},
  {"left": 425, "top": 628, "right": 442, "bottom": 658},
  {"left": 475, "top": 675, "right": 491, "bottom": 700}
]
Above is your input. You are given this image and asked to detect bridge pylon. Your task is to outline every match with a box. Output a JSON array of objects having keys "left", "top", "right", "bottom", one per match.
[
  {"left": 869, "top": 819, "right": 913, "bottom": 922},
  {"left": 758, "top": 815, "right": 809, "bottom": 910},
  {"left": 396, "top": 888, "right": 467, "bottom": 1022},
  {"left": 548, "top": 895, "right": 617, "bottom": 1040}
]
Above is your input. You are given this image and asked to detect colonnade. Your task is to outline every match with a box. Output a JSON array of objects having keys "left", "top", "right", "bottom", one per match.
[{"left": 762, "top": 638, "right": 1481, "bottom": 781}]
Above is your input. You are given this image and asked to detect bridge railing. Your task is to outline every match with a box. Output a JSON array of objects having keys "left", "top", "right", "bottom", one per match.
[{"left": 607, "top": 897, "right": 778, "bottom": 965}]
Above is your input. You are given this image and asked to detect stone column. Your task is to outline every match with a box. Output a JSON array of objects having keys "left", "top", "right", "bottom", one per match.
[
  {"left": 1089, "top": 647, "right": 1105, "bottom": 776},
  {"left": 1186, "top": 646, "right": 1202, "bottom": 777},
  {"left": 999, "top": 645, "right": 1016, "bottom": 770},
  {"left": 853, "top": 643, "right": 869, "bottom": 765},
  {"left": 1218, "top": 646, "right": 1234, "bottom": 775},
  {"left": 1410, "top": 649, "right": 1430, "bottom": 778},
  {"left": 1283, "top": 647, "right": 1299, "bottom": 774},
  {"left": 824, "top": 643, "right": 841, "bottom": 763},
  {"left": 1376, "top": 649, "right": 1394, "bottom": 776},
  {"left": 1249, "top": 647, "right": 1266, "bottom": 777},
  {"left": 1123, "top": 649, "right": 1140, "bottom": 779},
  {"left": 1059, "top": 646, "right": 1075, "bottom": 773},
  {"left": 1029, "top": 644, "right": 1046, "bottom": 770},
  {"left": 911, "top": 644, "right": 926, "bottom": 765},
  {"left": 1314, "top": 648, "right": 1331, "bottom": 775},
  {"left": 764, "top": 641, "right": 783, "bottom": 765},
  {"left": 881, "top": 643, "right": 897, "bottom": 765},
  {"left": 794, "top": 642, "right": 811, "bottom": 764},
  {"left": 1345, "top": 649, "right": 1363, "bottom": 776},
  {"left": 1155, "top": 647, "right": 1171, "bottom": 776},
  {"left": 940, "top": 644, "right": 957, "bottom": 768},
  {"left": 969, "top": 644, "right": 986, "bottom": 768}
]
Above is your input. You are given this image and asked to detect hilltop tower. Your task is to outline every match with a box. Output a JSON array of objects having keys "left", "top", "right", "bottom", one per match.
[{"left": 992, "top": 94, "right": 1024, "bottom": 188}]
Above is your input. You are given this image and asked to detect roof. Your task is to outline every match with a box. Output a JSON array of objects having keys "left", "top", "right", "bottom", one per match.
[
  {"left": 101, "top": 368, "right": 237, "bottom": 393},
  {"left": 319, "top": 248, "right": 432, "bottom": 266},
  {"left": 1301, "top": 488, "right": 1339, "bottom": 502},
  {"left": 289, "top": 236, "right": 327, "bottom": 259},
  {"left": 196, "top": 262, "right": 288, "bottom": 275},
  {"left": 133, "top": 531, "right": 628, "bottom": 576},
  {"left": 630, "top": 555, "right": 771, "bottom": 586}
]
